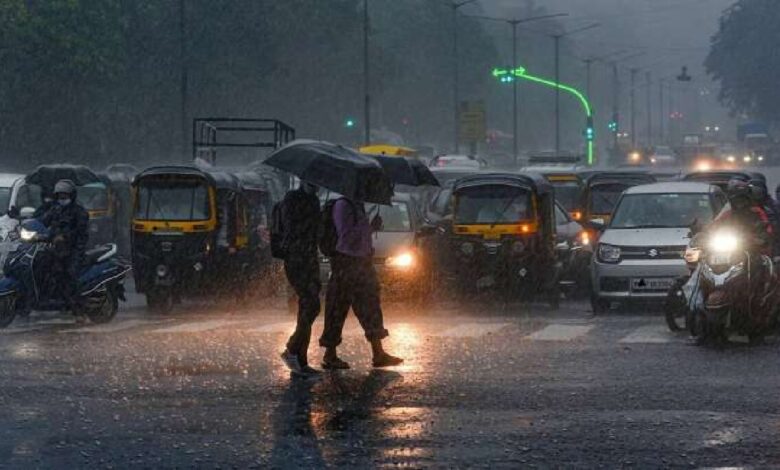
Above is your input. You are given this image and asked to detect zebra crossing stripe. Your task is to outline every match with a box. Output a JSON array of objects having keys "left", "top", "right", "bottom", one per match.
[
  {"left": 525, "top": 324, "right": 593, "bottom": 341},
  {"left": 618, "top": 325, "right": 674, "bottom": 344},
  {"left": 436, "top": 323, "right": 511, "bottom": 338}
]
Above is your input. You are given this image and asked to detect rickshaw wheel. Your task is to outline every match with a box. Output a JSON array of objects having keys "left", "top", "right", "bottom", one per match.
[{"left": 147, "top": 289, "right": 174, "bottom": 314}]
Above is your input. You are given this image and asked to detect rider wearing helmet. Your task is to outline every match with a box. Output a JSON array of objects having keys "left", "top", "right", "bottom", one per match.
[
  {"left": 40, "top": 180, "right": 90, "bottom": 311},
  {"left": 750, "top": 178, "right": 780, "bottom": 256},
  {"left": 711, "top": 179, "right": 773, "bottom": 255}
]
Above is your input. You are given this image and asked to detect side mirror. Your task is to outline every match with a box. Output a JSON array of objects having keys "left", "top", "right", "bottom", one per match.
[{"left": 19, "top": 207, "right": 35, "bottom": 219}]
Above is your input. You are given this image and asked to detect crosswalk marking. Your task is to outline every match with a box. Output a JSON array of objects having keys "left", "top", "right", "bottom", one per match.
[
  {"left": 149, "top": 319, "right": 249, "bottom": 334},
  {"left": 61, "top": 319, "right": 167, "bottom": 334},
  {"left": 525, "top": 324, "right": 593, "bottom": 341},
  {"left": 618, "top": 325, "right": 674, "bottom": 344},
  {"left": 435, "top": 323, "right": 511, "bottom": 338}
]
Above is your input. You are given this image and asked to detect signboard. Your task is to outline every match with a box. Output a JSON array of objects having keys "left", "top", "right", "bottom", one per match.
[{"left": 459, "top": 101, "right": 486, "bottom": 142}]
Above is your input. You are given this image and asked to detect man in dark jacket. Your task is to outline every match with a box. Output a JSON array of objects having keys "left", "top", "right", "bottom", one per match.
[
  {"left": 279, "top": 182, "right": 322, "bottom": 376},
  {"left": 41, "top": 180, "right": 89, "bottom": 311}
]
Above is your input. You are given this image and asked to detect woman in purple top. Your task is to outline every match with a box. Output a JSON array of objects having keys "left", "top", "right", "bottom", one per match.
[{"left": 319, "top": 197, "right": 403, "bottom": 369}]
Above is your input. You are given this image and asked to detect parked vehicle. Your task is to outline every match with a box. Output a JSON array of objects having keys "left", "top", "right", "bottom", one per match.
[
  {"left": 448, "top": 172, "right": 559, "bottom": 305},
  {"left": 0, "top": 218, "right": 130, "bottom": 328},
  {"left": 590, "top": 182, "right": 726, "bottom": 313},
  {"left": 131, "top": 165, "right": 276, "bottom": 312}
]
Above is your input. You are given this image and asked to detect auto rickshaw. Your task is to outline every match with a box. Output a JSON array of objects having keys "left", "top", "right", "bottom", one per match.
[
  {"left": 578, "top": 171, "right": 657, "bottom": 226},
  {"left": 13, "top": 164, "right": 117, "bottom": 248},
  {"left": 131, "top": 165, "right": 268, "bottom": 312},
  {"left": 449, "top": 172, "right": 559, "bottom": 305},
  {"left": 682, "top": 170, "right": 761, "bottom": 191},
  {"left": 359, "top": 144, "right": 418, "bottom": 157},
  {"left": 532, "top": 169, "right": 585, "bottom": 220}
]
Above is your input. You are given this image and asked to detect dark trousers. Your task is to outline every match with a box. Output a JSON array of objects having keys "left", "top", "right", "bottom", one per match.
[
  {"left": 320, "top": 255, "right": 389, "bottom": 348},
  {"left": 284, "top": 255, "right": 321, "bottom": 366}
]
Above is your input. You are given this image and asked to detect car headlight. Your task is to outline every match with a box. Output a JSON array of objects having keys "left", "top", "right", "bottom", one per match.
[
  {"left": 726, "top": 155, "right": 736, "bottom": 163},
  {"left": 743, "top": 155, "right": 752, "bottom": 163},
  {"left": 20, "top": 228, "right": 36, "bottom": 241},
  {"left": 460, "top": 242, "right": 474, "bottom": 256},
  {"left": 758, "top": 155, "right": 764, "bottom": 162},
  {"left": 708, "top": 232, "right": 739, "bottom": 253},
  {"left": 578, "top": 231, "right": 591, "bottom": 246},
  {"left": 386, "top": 251, "right": 415, "bottom": 269},
  {"left": 598, "top": 243, "right": 621, "bottom": 263}
]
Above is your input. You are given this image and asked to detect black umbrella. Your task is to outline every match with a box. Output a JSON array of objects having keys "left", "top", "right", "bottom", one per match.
[
  {"left": 26, "top": 164, "right": 101, "bottom": 191},
  {"left": 264, "top": 140, "right": 394, "bottom": 205},
  {"left": 370, "top": 155, "right": 440, "bottom": 187}
]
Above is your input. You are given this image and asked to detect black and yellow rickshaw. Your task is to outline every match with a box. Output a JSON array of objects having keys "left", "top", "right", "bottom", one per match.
[
  {"left": 578, "top": 171, "right": 656, "bottom": 225},
  {"left": 449, "top": 172, "right": 559, "bottom": 304},
  {"left": 682, "top": 170, "right": 761, "bottom": 191},
  {"left": 17, "top": 164, "right": 117, "bottom": 247},
  {"left": 131, "top": 165, "right": 264, "bottom": 312}
]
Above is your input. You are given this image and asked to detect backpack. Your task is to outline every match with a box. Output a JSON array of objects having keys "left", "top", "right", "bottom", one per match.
[
  {"left": 270, "top": 200, "right": 287, "bottom": 259},
  {"left": 319, "top": 198, "right": 355, "bottom": 257}
]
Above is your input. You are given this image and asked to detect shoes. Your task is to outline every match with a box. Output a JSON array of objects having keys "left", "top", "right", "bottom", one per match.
[
  {"left": 321, "top": 356, "right": 350, "bottom": 370},
  {"left": 372, "top": 352, "right": 403, "bottom": 368},
  {"left": 280, "top": 350, "right": 302, "bottom": 373}
]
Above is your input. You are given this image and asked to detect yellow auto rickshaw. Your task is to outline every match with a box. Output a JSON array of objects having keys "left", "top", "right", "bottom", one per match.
[
  {"left": 131, "top": 165, "right": 267, "bottom": 312},
  {"left": 359, "top": 144, "right": 418, "bottom": 157},
  {"left": 449, "top": 172, "right": 559, "bottom": 305}
]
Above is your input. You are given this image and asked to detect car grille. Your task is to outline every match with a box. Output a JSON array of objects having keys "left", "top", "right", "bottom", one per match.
[
  {"left": 600, "top": 277, "right": 630, "bottom": 292},
  {"left": 620, "top": 245, "right": 686, "bottom": 260}
]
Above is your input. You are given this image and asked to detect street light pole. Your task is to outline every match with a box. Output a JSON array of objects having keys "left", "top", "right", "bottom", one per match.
[
  {"left": 554, "top": 34, "right": 561, "bottom": 155},
  {"left": 363, "top": 0, "right": 370, "bottom": 146},
  {"left": 612, "top": 62, "right": 619, "bottom": 151},
  {"left": 179, "top": 0, "right": 188, "bottom": 161},
  {"left": 646, "top": 71, "right": 652, "bottom": 148},
  {"left": 630, "top": 67, "right": 637, "bottom": 148},
  {"left": 659, "top": 79, "right": 665, "bottom": 143},
  {"left": 450, "top": 0, "right": 477, "bottom": 154}
]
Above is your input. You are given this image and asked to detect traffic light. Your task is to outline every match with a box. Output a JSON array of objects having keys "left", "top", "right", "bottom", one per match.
[
  {"left": 345, "top": 118, "right": 356, "bottom": 128},
  {"left": 608, "top": 121, "right": 617, "bottom": 133},
  {"left": 585, "top": 117, "right": 595, "bottom": 141}
]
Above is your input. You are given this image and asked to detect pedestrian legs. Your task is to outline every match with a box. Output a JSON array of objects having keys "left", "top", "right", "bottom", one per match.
[{"left": 283, "top": 256, "right": 321, "bottom": 366}]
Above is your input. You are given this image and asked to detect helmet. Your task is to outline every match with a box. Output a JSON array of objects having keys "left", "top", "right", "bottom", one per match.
[
  {"left": 53, "top": 179, "right": 76, "bottom": 196},
  {"left": 749, "top": 179, "right": 768, "bottom": 203},
  {"left": 727, "top": 179, "right": 752, "bottom": 209}
]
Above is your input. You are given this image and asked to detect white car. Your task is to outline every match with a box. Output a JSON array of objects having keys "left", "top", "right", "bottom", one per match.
[{"left": 590, "top": 182, "right": 726, "bottom": 313}]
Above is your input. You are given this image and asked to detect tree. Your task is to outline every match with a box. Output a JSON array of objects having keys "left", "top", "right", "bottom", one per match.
[{"left": 705, "top": 0, "right": 780, "bottom": 122}]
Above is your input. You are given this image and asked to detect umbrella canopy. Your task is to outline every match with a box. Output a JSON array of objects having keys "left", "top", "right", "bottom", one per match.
[
  {"left": 359, "top": 144, "right": 418, "bottom": 157},
  {"left": 371, "top": 155, "right": 439, "bottom": 187},
  {"left": 264, "top": 140, "right": 393, "bottom": 205},
  {"left": 26, "top": 164, "right": 102, "bottom": 191}
]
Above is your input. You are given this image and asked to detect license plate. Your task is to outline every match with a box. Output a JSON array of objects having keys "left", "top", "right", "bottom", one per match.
[{"left": 631, "top": 277, "right": 674, "bottom": 291}]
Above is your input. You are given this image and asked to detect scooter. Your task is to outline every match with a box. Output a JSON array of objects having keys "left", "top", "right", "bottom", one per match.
[
  {"left": 0, "top": 218, "right": 131, "bottom": 328},
  {"left": 687, "top": 229, "right": 779, "bottom": 345}
]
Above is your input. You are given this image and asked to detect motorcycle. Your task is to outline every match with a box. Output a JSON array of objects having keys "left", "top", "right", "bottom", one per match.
[
  {"left": 685, "top": 229, "right": 779, "bottom": 345},
  {"left": 664, "top": 245, "right": 702, "bottom": 332},
  {"left": 0, "top": 218, "right": 131, "bottom": 328}
]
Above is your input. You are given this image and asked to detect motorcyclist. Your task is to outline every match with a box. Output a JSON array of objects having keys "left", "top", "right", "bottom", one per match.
[
  {"left": 33, "top": 188, "right": 56, "bottom": 219},
  {"left": 709, "top": 179, "right": 773, "bottom": 255},
  {"left": 749, "top": 179, "right": 780, "bottom": 257},
  {"left": 40, "top": 180, "right": 89, "bottom": 312}
]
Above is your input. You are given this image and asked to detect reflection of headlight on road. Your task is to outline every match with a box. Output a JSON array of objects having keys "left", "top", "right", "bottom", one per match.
[
  {"left": 460, "top": 242, "right": 474, "bottom": 256},
  {"left": 386, "top": 252, "right": 415, "bottom": 268},
  {"left": 708, "top": 232, "right": 739, "bottom": 253},
  {"left": 20, "top": 229, "right": 35, "bottom": 241}
]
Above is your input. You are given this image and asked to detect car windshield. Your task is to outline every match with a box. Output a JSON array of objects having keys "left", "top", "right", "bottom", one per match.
[
  {"left": 455, "top": 185, "right": 532, "bottom": 224},
  {"left": 589, "top": 183, "right": 631, "bottom": 215},
  {"left": 79, "top": 183, "right": 109, "bottom": 211},
  {"left": 374, "top": 202, "right": 412, "bottom": 232},
  {"left": 135, "top": 180, "right": 210, "bottom": 221},
  {"left": 0, "top": 188, "right": 10, "bottom": 215},
  {"left": 551, "top": 181, "right": 581, "bottom": 211},
  {"left": 611, "top": 193, "right": 715, "bottom": 229}
]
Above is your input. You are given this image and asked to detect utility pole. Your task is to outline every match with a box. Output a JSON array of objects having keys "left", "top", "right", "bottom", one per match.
[
  {"left": 450, "top": 0, "right": 477, "bottom": 154},
  {"left": 554, "top": 34, "right": 561, "bottom": 155},
  {"left": 363, "top": 0, "right": 370, "bottom": 146},
  {"left": 179, "top": 0, "right": 188, "bottom": 161},
  {"left": 630, "top": 68, "right": 638, "bottom": 148},
  {"left": 612, "top": 62, "right": 619, "bottom": 152},
  {"left": 646, "top": 71, "right": 652, "bottom": 148},
  {"left": 658, "top": 79, "right": 665, "bottom": 144}
]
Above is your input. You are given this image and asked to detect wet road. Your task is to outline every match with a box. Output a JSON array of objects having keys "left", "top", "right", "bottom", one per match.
[{"left": 3, "top": 293, "right": 780, "bottom": 468}]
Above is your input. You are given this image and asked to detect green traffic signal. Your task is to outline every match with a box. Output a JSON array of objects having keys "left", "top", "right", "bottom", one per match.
[{"left": 345, "top": 118, "right": 356, "bottom": 128}]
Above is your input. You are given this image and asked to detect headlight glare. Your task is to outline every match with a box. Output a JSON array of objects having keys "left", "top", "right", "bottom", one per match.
[
  {"left": 708, "top": 232, "right": 739, "bottom": 253},
  {"left": 20, "top": 228, "right": 36, "bottom": 241},
  {"left": 387, "top": 252, "right": 415, "bottom": 269}
]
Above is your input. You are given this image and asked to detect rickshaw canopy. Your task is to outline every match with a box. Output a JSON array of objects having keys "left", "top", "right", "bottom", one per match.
[{"left": 359, "top": 145, "right": 418, "bottom": 157}]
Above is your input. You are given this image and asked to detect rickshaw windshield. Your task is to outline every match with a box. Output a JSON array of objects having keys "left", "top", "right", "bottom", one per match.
[
  {"left": 550, "top": 181, "right": 581, "bottom": 211},
  {"left": 589, "top": 183, "right": 630, "bottom": 215},
  {"left": 455, "top": 185, "right": 533, "bottom": 224},
  {"left": 135, "top": 179, "right": 210, "bottom": 221},
  {"left": 79, "top": 183, "right": 109, "bottom": 211}
]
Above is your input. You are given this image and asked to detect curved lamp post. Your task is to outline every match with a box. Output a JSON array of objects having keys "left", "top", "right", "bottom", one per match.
[{"left": 492, "top": 66, "right": 596, "bottom": 165}]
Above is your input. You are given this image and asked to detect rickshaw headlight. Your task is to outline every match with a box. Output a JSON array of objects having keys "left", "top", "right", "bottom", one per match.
[
  {"left": 156, "top": 264, "right": 169, "bottom": 278},
  {"left": 511, "top": 241, "right": 525, "bottom": 254},
  {"left": 598, "top": 243, "right": 621, "bottom": 263},
  {"left": 460, "top": 242, "right": 474, "bottom": 256}
]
